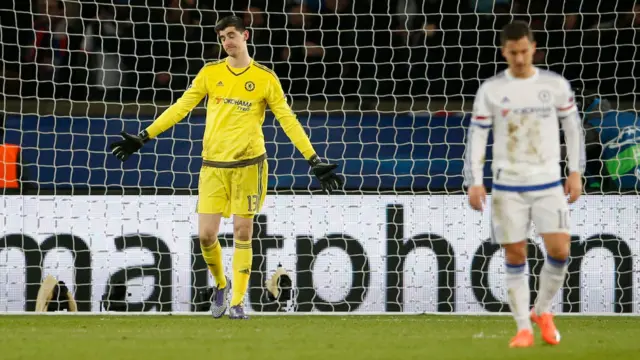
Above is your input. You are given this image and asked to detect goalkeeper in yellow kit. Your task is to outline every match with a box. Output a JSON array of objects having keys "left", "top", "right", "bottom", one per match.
[{"left": 109, "top": 16, "right": 343, "bottom": 319}]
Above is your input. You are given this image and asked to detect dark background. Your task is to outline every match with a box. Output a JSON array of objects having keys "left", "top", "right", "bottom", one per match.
[{"left": 1, "top": 0, "right": 639, "bottom": 193}]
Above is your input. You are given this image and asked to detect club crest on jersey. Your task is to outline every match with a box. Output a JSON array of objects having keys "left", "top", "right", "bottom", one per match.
[
  {"left": 245, "top": 81, "right": 255, "bottom": 92},
  {"left": 538, "top": 90, "right": 551, "bottom": 103}
]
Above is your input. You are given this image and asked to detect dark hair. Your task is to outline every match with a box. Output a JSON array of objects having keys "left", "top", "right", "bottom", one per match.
[
  {"left": 500, "top": 20, "right": 534, "bottom": 45},
  {"left": 215, "top": 16, "right": 246, "bottom": 33}
]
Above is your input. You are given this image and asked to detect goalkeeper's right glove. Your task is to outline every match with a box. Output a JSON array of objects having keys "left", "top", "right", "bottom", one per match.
[{"left": 110, "top": 130, "right": 150, "bottom": 161}]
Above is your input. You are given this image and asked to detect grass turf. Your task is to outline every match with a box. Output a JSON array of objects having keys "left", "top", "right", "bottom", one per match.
[{"left": 0, "top": 315, "right": 638, "bottom": 360}]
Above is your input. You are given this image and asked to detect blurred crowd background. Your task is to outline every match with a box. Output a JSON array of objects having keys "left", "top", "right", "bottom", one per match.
[
  {"left": 1, "top": 0, "right": 640, "bottom": 105},
  {"left": 1, "top": 0, "right": 640, "bottom": 193}
]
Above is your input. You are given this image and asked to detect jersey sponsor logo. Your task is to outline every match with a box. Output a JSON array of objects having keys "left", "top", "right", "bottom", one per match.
[
  {"left": 245, "top": 81, "right": 255, "bottom": 92},
  {"left": 215, "top": 96, "right": 253, "bottom": 111},
  {"left": 509, "top": 106, "right": 553, "bottom": 117}
]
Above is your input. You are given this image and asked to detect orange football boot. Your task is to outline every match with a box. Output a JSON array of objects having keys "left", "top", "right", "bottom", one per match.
[
  {"left": 531, "top": 309, "right": 561, "bottom": 345},
  {"left": 509, "top": 329, "right": 534, "bottom": 348}
]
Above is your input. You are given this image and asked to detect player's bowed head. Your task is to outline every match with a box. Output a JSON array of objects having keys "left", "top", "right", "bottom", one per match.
[
  {"left": 215, "top": 16, "right": 250, "bottom": 64},
  {"left": 500, "top": 20, "right": 537, "bottom": 80}
]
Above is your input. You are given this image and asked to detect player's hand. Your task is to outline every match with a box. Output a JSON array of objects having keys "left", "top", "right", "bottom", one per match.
[
  {"left": 308, "top": 155, "right": 343, "bottom": 194},
  {"left": 110, "top": 131, "right": 149, "bottom": 161},
  {"left": 565, "top": 171, "right": 582, "bottom": 204},
  {"left": 468, "top": 185, "right": 487, "bottom": 211}
]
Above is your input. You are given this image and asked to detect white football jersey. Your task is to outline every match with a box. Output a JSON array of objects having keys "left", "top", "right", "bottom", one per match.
[{"left": 464, "top": 67, "right": 586, "bottom": 190}]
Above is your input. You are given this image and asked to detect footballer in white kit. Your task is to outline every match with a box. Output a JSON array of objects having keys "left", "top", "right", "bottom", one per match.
[{"left": 464, "top": 21, "right": 585, "bottom": 348}]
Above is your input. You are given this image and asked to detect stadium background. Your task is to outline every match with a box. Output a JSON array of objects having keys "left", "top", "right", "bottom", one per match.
[
  {"left": 2, "top": 0, "right": 640, "bottom": 193},
  {"left": 0, "top": 0, "right": 639, "bottom": 315}
]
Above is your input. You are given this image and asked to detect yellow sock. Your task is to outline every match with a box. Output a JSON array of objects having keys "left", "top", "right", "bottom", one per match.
[
  {"left": 200, "top": 241, "right": 227, "bottom": 289},
  {"left": 231, "top": 239, "right": 252, "bottom": 306}
]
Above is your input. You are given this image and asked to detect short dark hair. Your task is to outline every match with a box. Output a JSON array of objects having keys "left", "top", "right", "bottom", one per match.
[
  {"left": 215, "top": 16, "right": 246, "bottom": 33},
  {"left": 500, "top": 20, "right": 534, "bottom": 45}
]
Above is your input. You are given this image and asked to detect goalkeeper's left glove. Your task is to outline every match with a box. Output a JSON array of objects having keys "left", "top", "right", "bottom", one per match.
[
  {"left": 308, "top": 155, "right": 343, "bottom": 194},
  {"left": 110, "top": 130, "right": 150, "bottom": 162}
]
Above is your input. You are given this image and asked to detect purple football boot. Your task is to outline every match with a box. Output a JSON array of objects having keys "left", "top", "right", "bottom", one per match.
[
  {"left": 211, "top": 276, "right": 231, "bottom": 318},
  {"left": 229, "top": 305, "right": 249, "bottom": 319}
]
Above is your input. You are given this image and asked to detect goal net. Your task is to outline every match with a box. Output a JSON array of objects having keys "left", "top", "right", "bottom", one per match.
[{"left": 1, "top": 0, "right": 639, "bottom": 314}]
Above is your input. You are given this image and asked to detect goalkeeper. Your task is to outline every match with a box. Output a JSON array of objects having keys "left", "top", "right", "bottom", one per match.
[{"left": 109, "top": 16, "right": 343, "bottom": 319}]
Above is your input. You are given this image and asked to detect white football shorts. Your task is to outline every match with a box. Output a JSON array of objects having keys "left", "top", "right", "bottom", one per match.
[{"left": 491, "top": 184, "right": 570, "bottom": 245}]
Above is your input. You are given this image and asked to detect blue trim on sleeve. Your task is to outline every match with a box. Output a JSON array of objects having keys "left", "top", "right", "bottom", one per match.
[
  {"left": 471, "top": 122, "right": 492, "bottom": 129},
  {"left": 493, "top": 180, "right": 562, "bottom": 192}
]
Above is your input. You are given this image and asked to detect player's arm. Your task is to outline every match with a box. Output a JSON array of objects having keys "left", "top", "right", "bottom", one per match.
[
  {"left": 465, "top": 84, "right": 493, "bottom": 187},
  {"left": 557, "top": 80, "right": 585, "bottom": 202},
  {"left": 266, "top": 75, "right": 343, "bottom": 193},
  {"left": 465, "top": 83, "right": 493, "bottom": 211},
  {"left": 110, "top": 69, "right": 208, "bottom": 161}
]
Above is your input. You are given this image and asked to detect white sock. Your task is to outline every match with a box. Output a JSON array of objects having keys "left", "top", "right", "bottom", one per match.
[
  {"left": 535, "top": 255, "right": 568, "bottom": 315},
  {"left": 506, "top": 263, "right": 532, "bottom": 332}
]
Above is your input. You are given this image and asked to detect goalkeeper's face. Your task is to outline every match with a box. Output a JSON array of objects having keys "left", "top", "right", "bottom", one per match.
[
  {"left": 502, "top": 36, "right": 536, "bottom": 78},
  {"left": 218, "top": 27, "right": 249, "bottom": 57}
]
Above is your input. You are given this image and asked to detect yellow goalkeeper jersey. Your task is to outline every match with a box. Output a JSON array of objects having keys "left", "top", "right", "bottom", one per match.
[{"left": 145, "top": 58, "right": 316, "bottom": 166}]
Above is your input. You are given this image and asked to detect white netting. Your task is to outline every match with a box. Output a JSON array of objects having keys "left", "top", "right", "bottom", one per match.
[{"left": 0, "top": 0, "right": 639, "bottom": 314}]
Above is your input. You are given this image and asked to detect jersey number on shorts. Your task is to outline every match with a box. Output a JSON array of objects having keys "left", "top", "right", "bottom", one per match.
[{"left": 247, "top": 195, "right": 259, "bottom": 212}]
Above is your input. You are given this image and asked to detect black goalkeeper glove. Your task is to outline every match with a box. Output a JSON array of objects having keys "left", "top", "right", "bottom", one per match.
[
  {"left": 308, "top": 155, "right": 343, "bottom": 194},
  {"left": 109, "top": 130, "right": 150, "bottom": 162}
]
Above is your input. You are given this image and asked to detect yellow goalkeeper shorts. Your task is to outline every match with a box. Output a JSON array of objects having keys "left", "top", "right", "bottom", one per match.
[{"left": 197, "top": 156, "right": 268, "bottom": 218}]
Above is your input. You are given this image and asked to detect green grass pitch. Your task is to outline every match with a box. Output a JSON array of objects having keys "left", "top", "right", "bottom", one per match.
[{"left": 0, "top": 315, "right": 638, "bottom": 360}]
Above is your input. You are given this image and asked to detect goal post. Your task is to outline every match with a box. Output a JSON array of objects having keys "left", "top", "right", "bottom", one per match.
[{"left": 0, "top": 0, "right": 639, "bottom": 314}]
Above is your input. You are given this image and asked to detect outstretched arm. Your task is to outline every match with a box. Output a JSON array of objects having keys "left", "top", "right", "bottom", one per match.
[
  {"left": 110, "top": 69, "right": 208, "bottom": 161},
  {"left": 266, "top": 75, "right": 316, "bottom": 160},
  {"left": 144, "top": 70, "right": 208, "bottom": 139},
  {"left": 266, "top": 75, "right": 343, "bottom": 193}
]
